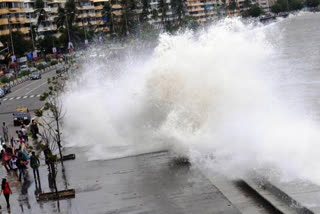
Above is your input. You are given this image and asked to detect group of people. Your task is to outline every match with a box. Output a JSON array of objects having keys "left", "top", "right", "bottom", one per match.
[{"left": 0, "top": 121, "right": 41, "bottom": 209}]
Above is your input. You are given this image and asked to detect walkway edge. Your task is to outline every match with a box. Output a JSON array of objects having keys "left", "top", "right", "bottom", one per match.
[{"left": 242, "top": 176, "right": 314, "bottom": 214}]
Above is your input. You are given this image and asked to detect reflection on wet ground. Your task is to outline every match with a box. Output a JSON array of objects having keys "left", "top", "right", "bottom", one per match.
[{"left": 0, "top": 148, "right": 240, "bottom": 214}]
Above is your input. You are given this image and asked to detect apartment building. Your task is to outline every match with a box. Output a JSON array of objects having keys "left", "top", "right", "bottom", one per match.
[
  {"left": 0, "top": 0, "right": 29, "bottom": 36},
  {"left": 226, "top": 0, "right": 274, "bottom": 15},
  {"left": 187, "top": 0, "right": 224, "bottom": 23}
]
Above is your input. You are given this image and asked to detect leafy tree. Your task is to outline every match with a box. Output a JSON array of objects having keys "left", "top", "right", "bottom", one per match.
[
  {"left": 158, "top": 0, "right": 168, "bottom": 25},
  {"left": 121, "top": 0, "right": 138, "bottom": 35},
  {"left": 151, "top": 8, "right": 159, "bottom": 21},
  {"left": 305, "top": 0, "right": 320, "bottom": 7},
  {"left": 242, "top": 4, "right": 264, "bottom": 17},
  {"left": 36, "top": 75, "right": 67, "bottom": 166},
  {"left": 35, "top": 0, "right": 44, "bottom": 9},
  {"left": 180, "top": 16, "right": 199, "bottom": 31},
  {"left": 37, "top": 35, "right": 61, "bottom": 54},
  {"left": 171, "top": 0, "right": 186, "bottom": 24},
  {"left": 55, "top": 0, "right": 77, "bottom": 30},
  {"left": 289, "top": 0, "right": 303, "bottom": 10},
  {"left": 103, "top": 2, "right": 114, "bottom": 33},
  {"left": 227, "top": 0, "right": 238, "bottom": 10},
  {"left": 0, "top": 32, "right": 33, "bottom": 56},
  {"left": 242, "top": 0, "right": 251, "bottom": 8},
  {"left": 140, "top": 0, "right": 150, "bottom": 22},
  {"left": 271, "top": 0, "right": 303, "bottom": 12}
]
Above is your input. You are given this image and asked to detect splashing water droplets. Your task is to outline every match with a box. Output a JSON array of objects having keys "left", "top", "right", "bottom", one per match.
[{"left": 62, "top": 17, "right": 320, "bottom": 184}]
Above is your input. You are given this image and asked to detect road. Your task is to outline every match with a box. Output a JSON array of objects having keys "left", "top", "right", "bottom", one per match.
[
  {"left": 0, "top": 67, "right": 278, "bottom": 214},
  {"left": 0, "top": 70, "right": 56, "bottom": 137}
]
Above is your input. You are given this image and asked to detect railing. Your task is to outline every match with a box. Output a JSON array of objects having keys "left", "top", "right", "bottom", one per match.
[{"left": 78, "top": 5, "right": 95, "bottom": 10}]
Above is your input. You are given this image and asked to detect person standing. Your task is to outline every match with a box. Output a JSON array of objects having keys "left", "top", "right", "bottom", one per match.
[
  {"left": 30, "top": 120, "right": 40, "bottom": 139},
  {"left": 30, "top": 151, "right": 40, "bottom": 183},
  {"left": 1, "top": 178, "right": 12, "bottom": 208},
  {"left": 2, "top": 122, "right": 8, "bottom": 143}
]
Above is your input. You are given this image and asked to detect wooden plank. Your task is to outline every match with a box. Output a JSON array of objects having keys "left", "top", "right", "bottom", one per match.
[{"left": 37, "top": 189, "right": 75, "bottom": 201}]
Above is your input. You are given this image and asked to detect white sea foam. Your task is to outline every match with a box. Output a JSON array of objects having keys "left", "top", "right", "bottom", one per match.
[{"left": 62, "top": 17, "right": 320, "bottom": 183}]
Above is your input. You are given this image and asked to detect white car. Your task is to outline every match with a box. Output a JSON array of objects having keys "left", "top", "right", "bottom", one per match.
[
  {"left": 0, "top": 88, "right": 4, "bottom": 98},
  {"left": 20, "top": 65, "right": 29, "bottom": 72}
]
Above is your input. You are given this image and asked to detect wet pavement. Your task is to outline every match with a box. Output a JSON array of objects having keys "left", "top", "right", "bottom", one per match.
[{"left": 0, "top": 147, "right": 241, "bottom": 214}]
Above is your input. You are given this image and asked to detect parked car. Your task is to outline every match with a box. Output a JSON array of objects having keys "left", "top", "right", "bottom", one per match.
[
  {"left": 0, "top": 88, "right": 4, "bottom": 98},
  {"left": 30, "top": 72, "right": 41, "bottom": 80},
  {"left": 20, "top": 65, "right": 29, "bottom": 72},
  {"left": 3, "top": 83, "right": 11, "bottom": 94},
  {"left": 13, "top": 107, "right": 31, "bottom": 126},
  {"left": 56, "top": 65, "right": 65, "bottom": 74},
  {"left": 41, "top": 62, "right": 48, "bottom": 66}
]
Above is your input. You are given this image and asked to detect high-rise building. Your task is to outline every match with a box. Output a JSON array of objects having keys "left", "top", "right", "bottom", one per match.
[
  {"left": 186, "top": 0, "right": 224, "bottom": 23},
  {"left": 0, "top": 0, "right": 29, "bottom": 36}
]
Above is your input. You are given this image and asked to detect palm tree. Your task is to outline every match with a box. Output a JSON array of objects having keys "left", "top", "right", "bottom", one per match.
[
  {"left": 102, "top": 2, "right": 114, "bottom": 34},
  {"left": 34, "top": 0, "right": 47, "bottom": 35},
  {"left": 55, "top": 0, "right": 77, "bottom": 30},
  {"left": 171, "top": 0, "right": 186, "bottom": 24},
  {"left": 140, "top": 0, "right": 150, "bottom": 22}
]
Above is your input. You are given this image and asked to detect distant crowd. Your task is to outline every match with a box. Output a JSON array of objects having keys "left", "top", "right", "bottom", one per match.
[{"left": 0, "top": 121, "right": 41, "bottom": 209}]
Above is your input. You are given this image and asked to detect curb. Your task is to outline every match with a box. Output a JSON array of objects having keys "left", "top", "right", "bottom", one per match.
[{"left": 242, "top": 177, "right": 314, "bottom": 214}]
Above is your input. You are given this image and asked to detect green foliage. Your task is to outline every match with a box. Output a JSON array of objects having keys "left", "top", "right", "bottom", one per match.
[
  {"left": 37, "top": 35, "right": 61, "bottom": 54},
  {"left": 40, "top": 92, "right": 48, "bottom": 101},
  {"left": 140, "top": 0, "right": 150, "bottom": 22},
  {"left": 103, "top": 2, "right": 113, "bottom": 32},
  {"left": 171, "top": 0, "right": 186, "bottom": 23},
  {"left": 304, "top": 0, "right": 319, "bottom": 7},
  {"left": 151, "top": 9, "right": 159, "bottom": 20},
  {"left": 271, "top": 0, "right": 303, "bottom": 12},
  {"left": 0, "top": 32, "right": 33, "bottom": 56},
  {"left": 0, "top": 76, "right": 10, "bottom": 84},
  {"left": 180, "top": 16, "right": 200, "bottom": 31},
  {"left": 18, "top": 70, "right": 31, "bottom": 77},
  {"left": 51, "top": 60, "right": 58, "bottom": 66},
  {"left": 227, "top": 0, "right": 238, "bottom": 10},
  {"left": 158, "top": 0, "right": 169, "bottom": 24},
  {"left": 35, "top": 0, "right": 44, "bottom": 9},
  {"left": 289, "top": 0, "right": 303, "bottom": 10},
  {"left": 242, "top": 4, "right": 264, "bottom": 17},
  {"left": 37, "top": 64, "right": 46, "bottom": 70}
]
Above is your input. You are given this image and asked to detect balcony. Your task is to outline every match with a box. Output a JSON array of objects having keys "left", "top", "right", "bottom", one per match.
[
  {"left": 19, "top": 27, "right": 29, "bottom": 34},
  {"left": 0, "top": 18, "right": 8, "bottom": 25},
  {"left": 10, "top": 17, "right": 27, "bottom": 23},
  {"left": 188, "top": 2, "right": 204, "bottom": 6},
  {"left": 47, "top": 0, "right": 66, "bottom": 3},
  {"left": 189, "top": 7, "right": 204, "bottom": 12},
  {"left": 0, "top": 0, "right": 21, "bottom": 2},
  {"left": 27, "top": 18, "right": 37, "bottom": 23},
  {"left": 0, "top": 8, "right": 9, "bottom": 13},
  {"left": 92, "top": 0, "right": 109, "bottom": 2},
  {"left": 8, "top": 8, "right": 25, "bottom": 13},
  {"left": 78, "top": 5, "right": 95, "bottom": 10},
  {"left": 24, "top": 8, "right": 35, "bottom": 13},
  {"left": 112, "top": 10, "right": 122, "bottom": 16},
  {"left": 112, "top": 4, "right": 122, "bottom": 9},
  {"left": 94, "top": 5, "right": 104, "bottom": 10},
  {"left": 0, "top": 29, "right": 9, "bottom": 35}
]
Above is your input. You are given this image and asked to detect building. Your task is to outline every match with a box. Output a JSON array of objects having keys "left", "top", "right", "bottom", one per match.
[
  {"left": 0, "top": 0, "right": 29, "bottom": 36},
  {"left": 186, "top": 0, "right": 224, "bottom": 23}
]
